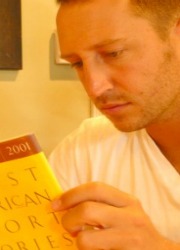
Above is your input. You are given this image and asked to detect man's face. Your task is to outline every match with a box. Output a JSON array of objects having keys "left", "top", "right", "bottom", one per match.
[{"left": 57, "top": 0, "right": 180, "bottom": 132}]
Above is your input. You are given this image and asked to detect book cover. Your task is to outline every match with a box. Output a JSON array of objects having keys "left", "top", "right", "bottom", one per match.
[{"left": 0, "top": 134, "right": 77, "bottom": 250}]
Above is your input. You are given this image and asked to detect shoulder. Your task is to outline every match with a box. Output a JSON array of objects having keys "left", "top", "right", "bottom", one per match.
[
  {"left": 75, "top": 116, "right": 146, "bottom": 145},
  {"left": 77, "top": 115, "right": 117, "bottom": 135},
  {"left": 49, "top": 116, "right": 119, "bottom": 158},
  {"left": 64, "top": 115, "right": 122, "bottom": 146},
  {"left": 50, "top": 115, "right": 146, "bottom": 153}
]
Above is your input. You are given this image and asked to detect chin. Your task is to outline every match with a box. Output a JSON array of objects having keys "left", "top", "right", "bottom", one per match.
[
  {"left": 111, "top": 119, "right": 146, "bottom": 132},
  {"left": 114, "top": 125, "right": 138, "bottom": 132}
]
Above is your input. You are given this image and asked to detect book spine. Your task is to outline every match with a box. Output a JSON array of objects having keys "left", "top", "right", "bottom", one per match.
[{"left": 0, "top": 134, "right": 42, "bottom": 162}]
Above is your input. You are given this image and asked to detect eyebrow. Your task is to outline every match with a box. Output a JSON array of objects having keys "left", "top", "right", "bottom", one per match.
[
  {"left": 92, "top": 38, "right": 126, "bottom": 49},
  {"left": 61, "top": 38, "right": 126, "bottom": 59}
]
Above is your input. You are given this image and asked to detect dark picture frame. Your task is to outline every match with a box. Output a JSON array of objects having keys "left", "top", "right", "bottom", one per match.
[{"left": 0, "top": 0, "right": 22, "bottom": 70}]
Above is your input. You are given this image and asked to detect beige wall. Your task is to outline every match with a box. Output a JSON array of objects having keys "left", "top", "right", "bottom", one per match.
[{"left": 0, "top": 0, "right": 90, "bottom": 156}]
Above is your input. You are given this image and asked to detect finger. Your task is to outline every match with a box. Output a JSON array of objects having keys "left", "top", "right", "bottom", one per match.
[
  {"left": 52, "top": 182, "right": 137, "bottom": 211},
  {"left": 76, "top": 228, "right": 135, "bottom": 250},
  {"left": 61, "top": 201, "right": 137, "bottom": 236},
  {"left": 61, "top": 201, "right": 110, "bottom": 235}
]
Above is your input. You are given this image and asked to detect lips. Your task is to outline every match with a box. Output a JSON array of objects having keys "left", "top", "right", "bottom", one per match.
[{"left": 98, "top": 102, "right": 131, "bottom": 116}]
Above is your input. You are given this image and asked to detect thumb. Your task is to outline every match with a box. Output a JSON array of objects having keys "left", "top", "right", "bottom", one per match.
[{"left": 52, "top": 182, "right": 137, "bottom": 211}]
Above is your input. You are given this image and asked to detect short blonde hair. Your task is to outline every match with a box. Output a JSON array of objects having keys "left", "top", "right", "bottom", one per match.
[
  {"left": 130, "top": 0, "right": 180, "bottom": 39},
  {"left": 57, "top": 0, "right": 180, "bottom": 39}
]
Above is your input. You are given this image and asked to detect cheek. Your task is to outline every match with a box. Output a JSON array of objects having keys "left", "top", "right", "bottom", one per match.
[{"left": 111, "top": 63, "right": 154, "bottom": 95}]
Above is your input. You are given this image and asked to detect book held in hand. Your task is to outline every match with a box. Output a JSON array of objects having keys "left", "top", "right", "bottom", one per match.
[{"left": 0, "top": 134, "right": 77, "bottom": 250}]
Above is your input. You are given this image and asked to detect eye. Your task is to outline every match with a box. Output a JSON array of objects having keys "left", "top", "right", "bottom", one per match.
[
  {"left": 71, "top": 61, "right": 83, "bottom": 69},
  {"left": 106, "top": 50, "right": 123, "bottom": 58}
]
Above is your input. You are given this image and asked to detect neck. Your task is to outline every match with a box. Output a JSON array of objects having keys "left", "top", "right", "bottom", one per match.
[{"left": 146, "top": 120, "right": 180, "bottom": 174}]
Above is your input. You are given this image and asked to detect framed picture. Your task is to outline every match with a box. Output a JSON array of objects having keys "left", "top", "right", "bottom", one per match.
[
  {"left": 0, "top": 0, "right": 22, "bottom": 70},
  {"left": 54, "top": 30, "right": 69, "bottom": 65},
  {"left": 90, "top": 102, "right": 101, "bottom": 117}
]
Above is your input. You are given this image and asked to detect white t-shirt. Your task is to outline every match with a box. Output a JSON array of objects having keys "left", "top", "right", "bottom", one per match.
[{"left": 49, "top": 116, "right": 180, "bottom": 242}]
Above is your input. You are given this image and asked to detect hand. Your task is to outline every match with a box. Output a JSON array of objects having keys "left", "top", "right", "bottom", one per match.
[{"left": 52, "top": 182, "right": 179, "bottom": 250}]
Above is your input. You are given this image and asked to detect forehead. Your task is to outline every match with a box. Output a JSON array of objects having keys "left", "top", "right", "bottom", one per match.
[
  {"left": 58, "top": 0, "right": 130, "bottom": 20},
  {"left": 56, "top": 0, "right": 152, "bottom": 56},
  {"left": 57, "top": 0, "right": 131, "bottom": 39}
]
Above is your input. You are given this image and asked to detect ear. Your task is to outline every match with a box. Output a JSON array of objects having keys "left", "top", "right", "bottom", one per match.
[
  {"left": 173, "top": 18, "right": 180, "bottom": 58},
  {"left": 175, "top": 18, "right": 180, "bottom": 36}
]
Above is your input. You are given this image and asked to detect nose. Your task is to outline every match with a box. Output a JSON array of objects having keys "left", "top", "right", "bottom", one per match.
[{"left": 81, "top": 62, "right": 113, "bottom": 99}]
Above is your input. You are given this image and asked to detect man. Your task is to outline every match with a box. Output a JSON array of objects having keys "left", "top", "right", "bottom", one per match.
[{"left": 50, "top": 0, "right": 180, "bottom": 249}]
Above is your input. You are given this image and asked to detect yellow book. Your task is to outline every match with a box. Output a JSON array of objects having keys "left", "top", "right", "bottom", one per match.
[{"left": 0, "top": 134, "right": 77, "bottom": 250}]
